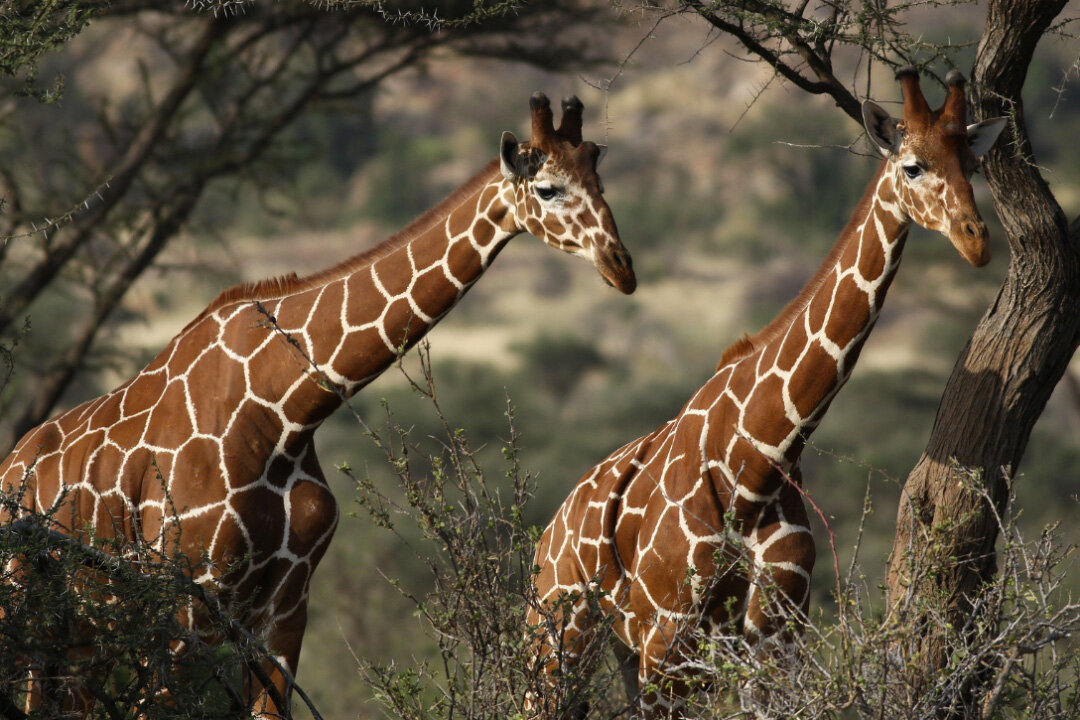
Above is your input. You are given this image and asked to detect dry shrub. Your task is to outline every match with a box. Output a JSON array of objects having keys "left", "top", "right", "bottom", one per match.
[{"left": 350, "top": 358, "right": 1080, "bottom": 720}]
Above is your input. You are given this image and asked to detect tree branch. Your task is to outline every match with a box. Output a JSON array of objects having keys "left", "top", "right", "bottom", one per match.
[
  {"left": 685, "top": 0, "right": 861, "bottom": 122},
  {"left": 0, "top": 16, "right": 442, "bottom": 441},
  {"left": 0, "top": 15, "right": 227, "bottom": 336},
  {"left": 0, "top": 166, "right": 22, "bottom": 268}
]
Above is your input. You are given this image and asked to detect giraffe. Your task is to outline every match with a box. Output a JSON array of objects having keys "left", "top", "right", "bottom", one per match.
[
  {"left": 527, "top": 69, "right": 1007, "bottom": 718},
  {"left": 0, "top": 92, "right": 635, "bottom": 715}
]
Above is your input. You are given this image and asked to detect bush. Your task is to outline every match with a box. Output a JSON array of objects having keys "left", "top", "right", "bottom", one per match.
[
  {"left": 342, "top": 347, "right": 632, "bottom": 720},
  {"left": 345, "top": 358, "right": 1080, "bottom": 720},
  {"left": 616, "top": 466, "right": 1080, "bottom": 720},
  {"left": 0, "top": 481, "right": 325, "bottom": 718}
]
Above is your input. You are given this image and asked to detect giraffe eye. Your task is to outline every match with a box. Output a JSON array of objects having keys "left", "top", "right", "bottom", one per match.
[
  {"left": 903, "top": 164, "right": 923, "bottom": 180},
  {"left": 534, "top": 185, "right": 560, "bottom": 201}
]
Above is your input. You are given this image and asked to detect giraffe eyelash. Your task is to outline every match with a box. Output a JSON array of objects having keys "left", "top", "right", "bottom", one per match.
[{"left": 534, "top": 184, "right": 562, "bottom": 201}]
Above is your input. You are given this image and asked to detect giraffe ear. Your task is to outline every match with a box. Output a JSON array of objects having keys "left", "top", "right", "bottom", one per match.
[
  {"left": 500, "top": 131, "right": 523, "bottom": 181},
  {"left": 862, "top": 100, "right": 901, "bottom": 157},
  {"left": 967, "top": 117, "right": 1008, "bottom": 159}
]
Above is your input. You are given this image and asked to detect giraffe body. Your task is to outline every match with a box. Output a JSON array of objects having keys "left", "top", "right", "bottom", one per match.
[
  {"left": 0, "top": 93, "right": 634, "bottom": 715},
  {"left": 529, "top": 70, "right": 1006, "bottom": 718}
]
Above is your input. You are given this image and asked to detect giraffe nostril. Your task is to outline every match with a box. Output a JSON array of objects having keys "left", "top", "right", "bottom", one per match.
[
  {"left": 613, "top": 251, "right": 631, "bottom": 270},
  {"left": 964, "top": 222, "right": 978, "bottom": 237}
]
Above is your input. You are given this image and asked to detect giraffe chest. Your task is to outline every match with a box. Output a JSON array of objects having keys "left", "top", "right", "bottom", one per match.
[{"left": 611, "top": 476, "right": 813, "bottom": 628}]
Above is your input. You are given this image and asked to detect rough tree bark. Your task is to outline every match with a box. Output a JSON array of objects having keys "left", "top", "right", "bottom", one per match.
[{"left": 883, "top": 0, "right": 1080, "bottom": 682}]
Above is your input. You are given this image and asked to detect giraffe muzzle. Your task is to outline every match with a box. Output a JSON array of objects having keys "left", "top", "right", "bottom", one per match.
[
  {"left": 950, "top": 217, "right": 991, "bottom": 267},
  {"left": 596, "top": 246, "right": 636, "bottom": 294}
]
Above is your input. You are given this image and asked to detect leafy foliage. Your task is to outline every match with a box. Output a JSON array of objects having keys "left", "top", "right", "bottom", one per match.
[
  {"left": 0, "top": 0, "right": 108, "bottom": 102},
  {"left": 0, "top": 486, "right": 247, "bottom": 716},
  {"left": 0, "top": 478, "right": 334, "bottom": 717}
]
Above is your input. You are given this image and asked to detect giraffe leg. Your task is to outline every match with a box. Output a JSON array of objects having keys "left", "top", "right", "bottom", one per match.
[
  {"left": 635, "top": 636, "right": 695, "bottom": 720},
  {"left": 242, "top": 464, "right": 336, "bottom": 716},
  {"left": 22, "top": 668, "right": 40, "bottom": 714},
  {"left": 738, "top": 497, "right": 815, "bottom": 716},
  {"left": 525, "top": 584, "right": 609, "bottom": 720},
  {"left": 743, "top": 495, "right": 815, "bottom": 643},
  {"left": 23, "top": 668, "right": 93, "bottom": 717},
  {"left": 248, "top": 601, "right": 308, "bottom": 719}
]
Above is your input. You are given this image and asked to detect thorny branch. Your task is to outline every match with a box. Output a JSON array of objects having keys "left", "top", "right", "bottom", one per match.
[
  {"left": 619, "top": 1, "right": 982, "bottom": 127},
  {"left": 0, "top": 516, "right": 325, "bottom": 719}
]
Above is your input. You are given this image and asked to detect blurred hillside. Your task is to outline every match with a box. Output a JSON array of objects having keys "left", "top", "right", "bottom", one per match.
[{"left": 2, "top": 5, "right": 1079, "bottom": 718}]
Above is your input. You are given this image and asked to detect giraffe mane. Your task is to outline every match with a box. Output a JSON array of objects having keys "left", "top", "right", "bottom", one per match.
[
  {"left": 192, "top": 159, "right": 503, "bottom": 324},
  {"left": 717, "top": 162, "right": 887, "bottom": 370}
]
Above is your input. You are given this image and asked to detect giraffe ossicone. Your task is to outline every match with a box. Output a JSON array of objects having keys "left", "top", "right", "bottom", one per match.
[
  {"left": 527, "top": 68, "right": 1006, "bottom": 719},
  {"left": 0, "top": 92, "right": 634, "bottom": 716}
]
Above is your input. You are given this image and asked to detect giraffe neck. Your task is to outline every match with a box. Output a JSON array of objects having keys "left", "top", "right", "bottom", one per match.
[
  {"left": 724, "top": 162, "right": 910, "bottom": 466},
  {"left": 215, "top": 159, "right": 521, "bottom": 429}
]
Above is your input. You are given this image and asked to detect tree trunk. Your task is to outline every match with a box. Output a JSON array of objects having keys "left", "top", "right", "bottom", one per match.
[{"left": 884, "top": 0, "right": 1079, "bottom": 700}]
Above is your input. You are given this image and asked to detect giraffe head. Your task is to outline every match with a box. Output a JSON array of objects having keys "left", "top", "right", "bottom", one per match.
[
  {"left": 499, "top": 92, "right": 636, "bottom": 294},
  {"left": 862, "top": 67, "right": 1007, "bottom": 267}
]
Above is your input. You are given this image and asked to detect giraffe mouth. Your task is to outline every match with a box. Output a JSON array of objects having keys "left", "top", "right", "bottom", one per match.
[{"left": 595, "top": 247, "right": 636, "bottom": 294}]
